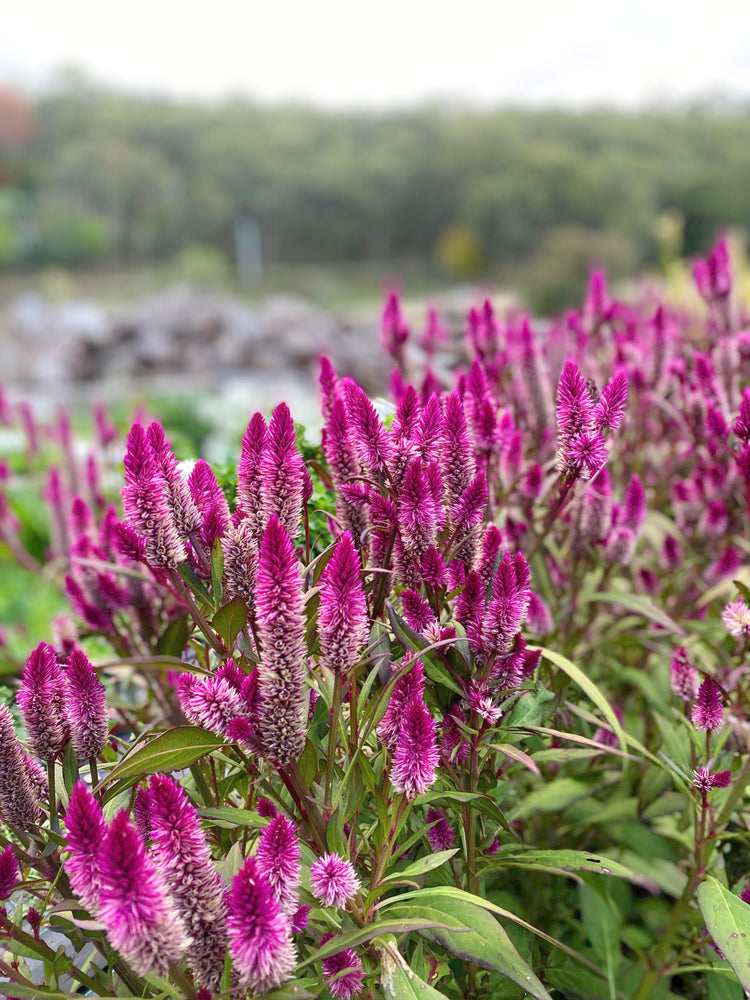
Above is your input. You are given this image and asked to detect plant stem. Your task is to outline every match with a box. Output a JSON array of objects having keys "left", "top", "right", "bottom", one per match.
[
  {"left": 278, "top": 758, "right": 328, "bottom": 853},
  {"left": 47, "top": 758, "right": 58, "bottom": 833},
  {"left": 325, "top": 672, "right": 343, "bottom": 813}
]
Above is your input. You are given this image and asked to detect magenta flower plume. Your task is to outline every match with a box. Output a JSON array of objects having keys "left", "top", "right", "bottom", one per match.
[
  {"left": 227, "top": 856, "right": 296, "bottom": 993},
  {"left": 621, "top": 474, "right": 646, "bottom": 533},
  {"left": 417, "top": 395, "right": 445, "bottom": 463},
  {"left": 382, "top": 290, "right": 409, "bottom": 360},
  {"left": 146, "top": 422, "right": 202, "bottom": 537},
  {"left": 670, "top": 647, "right": 701, "bottom": 703},
  {"left": 177, "top": 673, "right": 243, "bottom": 737},
  {"left": 63, "top": 781, "right": 107, "bottom": 913},
  {"left": 0, "top": 844, "right": 19, "bottom": 901},
  {"left": 692, "top": 677, "right": 724, "bottom": 733},
  {"left": 377, "top": 660, "right": 425, "bottom": 752},
  {"left": 594, "top": 371, "right": 628, "bottom": 433},
  {"left": 342, "top": 379, "right": 393, "bottom": 478},
  {"left": 393, "top": 385, "right": 421, "bottom": 440},
  {"left": 188, "top": 459, "right": 231, "bottom": 551},
  {"left": 98, "top": 810, "right": 190, "bottom": 976},
  {"left": 693, "top": 766, "right": 732, "bottom": 796},
  {"left": 398, "top": 457, "right": 441, "bottom": 559},
  {"left": 319, "top": 356, "right": 339, "bottom": 422},
  {"left": 148, "top": 775, "right": 228, "bottom": 992},
  {"left": 221, "top": 519, "right": 258, "bottom": 613},
  {"left": 556, "top": 360, "right": 596, "bottom": 477},
  {"left": 260, "top": 402, "right": 306, "bottom": 539},
  {"left": 321, "top": 933, "right": 365, "bottom": 1000},
  {"left": 17, "top": 642, "right": 68, "bottom": 760},
  {"left": 422, "top": 546, "right": 447, "bottom": 589},
  {"left": 319, "top": 531, "right": 368, "bottom": 676},
  {"left": 254, "top": 814, "right": 301, "bottom": 917},
  {"left": 450, "top": 471, "right": 489, "bottom": 532},
  {"left": 65, "top": 648, "right": 107, "bottom": 760},
  {"left": 694, "top": 237, "right": 732, "bottom": 300},
  {"left": 734, "top": 388, "right": 750, "bottom": 442},
  {"left": 310, "top": 853, "right": 361, "bottom": 910},
  {"left": 237, "top": 411, "right": 268, "bottom": 533},
  {"left": 0, "top": 705, "right": 40, "bottom": 831},
  {"left": 256, "top": 515, "right": 307, "bottom": 764},
  {"left": 122, "top": 423, "right": 186, "bottom": 568},
  {"left": 322, "top": 396, "right": 369, "bottom": 547},
  {"left": 401, "top": 590, "right": 439, "bottom": 636},
  {"left": 256, "top": 797, "right": 278, "bottom": 818},
  {"left": 480, "top": 551, "right": 531, "bottom": 660},
  {"left": 389, "top": 696, "right": 439, "bottom": 800},
  {"left": 425, "top": 809, "right": 455, "bottom": 852},
  {"left": 441, "top": 392, "right": 476, "bottom": 517}
]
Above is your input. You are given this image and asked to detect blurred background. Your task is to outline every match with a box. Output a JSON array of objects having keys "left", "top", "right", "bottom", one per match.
[{"left": 1, "top": 0, "right": 750, "bottom": 415}]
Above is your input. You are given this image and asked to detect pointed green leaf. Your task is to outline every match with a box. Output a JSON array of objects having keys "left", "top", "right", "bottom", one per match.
[
  {"left": 697, "top": 876, "right": 750, "bottom": 991},
  {"left": 212, "top": 595, "right": 249, "bottom": 649},
  {"left": 103, "top": 727, "right": 226, "bottom": 786},
  {"left": 484, "top": 849, "right": 639, "bottom": 880},
  {"left": 383, "top": 849, "right": 458, "bottom": 883},
  {"left": 583, "top": 590, "right": 685, "bottom": 635},
  {"left": 378, "top": 938, "right": 452, "bottom": 999}
]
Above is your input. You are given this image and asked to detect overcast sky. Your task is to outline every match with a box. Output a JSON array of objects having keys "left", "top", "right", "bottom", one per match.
[{"left": 3, "top": 0, "right": 750, "bottom": 107}]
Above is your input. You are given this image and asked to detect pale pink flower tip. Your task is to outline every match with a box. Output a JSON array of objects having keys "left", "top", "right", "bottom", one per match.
[
  {"left": 309, "top": 853, "right": 361, "bottom": 910},
  {"left": 227, "top": 856, "right": 296, "bottom": 992},
  {"left": 255, "top": 814, "right": 301, "bottom": 916},
  {"left": 65, "top": 648, "right": 108, "bottom": 760},
  {"left": 63, "top": 781, "right": 107, "bottom": 914},
  {"left": 692, "top": 677, "right": 724, "bottom": 733},
  {"left": 722, "top": 599, "right": 750, "bottom": 638},
  {"left": 693, "top": 766, "right": 731, "bottom": 795}
]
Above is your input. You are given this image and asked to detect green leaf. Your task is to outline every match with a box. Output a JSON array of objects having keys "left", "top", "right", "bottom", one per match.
[
  {"left": 295, "top": 919, "right": 466, "bottom": 970},
  {"left": 211, "top": 536, "right": 224, "bottom": 609},
  {"left": 103, "top": 727, "right": 226, "bottom": 787},
  {"left": 200, "top": 806, "right": 269, "bottom": 829},
  {"left": 583, "top": 590, "right": 685, "bottom": 635},
  {"left": 212, "top": 596, "right": 248, "bottom": 650},
  {"left": 697, "top": 876, "right": 750, "bottom": 992},
  {"left": 531, "top": 645, "right": 627, "bottom": 750},
  {"left": 264, "top": 983, "right": 316, "bottom": 999},
  {"left": 378, "top": 937, "right": 452, "bottom": 999},
  {"left": 157, "top": 614, "right": 190, "bottom": 657},
  {"left": 502, "top": 688, "right": 556, "bottom": 728},
  {"left": 484, "top": 850, "right": 639, "bottom": 881},
  {"left": 490, "top": 742, "right": 541, "bottom": 776},
  {"left": 382, "top": 849, "right": 458, "bottom": 883},
  {"left": 395, "top": 894, "right": 552, "bottom": 1000},
  {"left": 512, "top": 778, "right": 592, "bottom": 819}
]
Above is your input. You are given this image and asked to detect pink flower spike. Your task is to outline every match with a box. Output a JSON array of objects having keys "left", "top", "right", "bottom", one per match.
[
  {"left": 0, "top": 705, "right": 41, "bottom": 831},
  {"left": 63, "top": 781, "right": 107, "bottom": 914},
  {"left": 0, "top": 844, "right": 20, "bottom": 901},
  {"left": 147, "top": 775, "right": 228, "bottom": 992},
  {"left": 389, "top": 697, "right": 440, "bottom": 800},
  {"left": 319, "top": 531, "right": 368, "bottom": 677},
  {"left": 227, "top": 856, "right": 296, "bottom": 993},
  {"left": 237, "top": 411, "right": 268, "bottom": 532},
  {"left": 692, "top": 677, "right": 724, "bottom": 732},
  {"left": 65, "top": 648, "right": 108, "bottom": 760},
  {"left": 17, "top": 642, "right": 68, "bottom": 760},
  {"left": 594, "top": 371, "right": 628, "bottom": 433},
  {"left": 98, "top": 810, "right": 190, "bottom": 977},
  {"left": 309, "top": 853, "right": 361, "bottom": 910},
  {"left": 255, "top": 814, "right": 301, "bottom": 916},
  {"left": 321, "top": 933, "right": 365, "bottom": 999},
  {"left": 693, "top": 766, "right": 731, "bottom": 795},
  {"left": 376, "top": 660, "right": 425, "bottom": 752},
  {"left": 261, "top": 402, "right": 306, "bottom": 539},
  {"left": 256, "top": 515, "right": 307, "bottom": 764},
  {"left": 147, "top": 422, "right": 202, "bottom": 537}
]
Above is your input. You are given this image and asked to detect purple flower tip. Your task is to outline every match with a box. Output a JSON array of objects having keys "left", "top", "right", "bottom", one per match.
[
  {"left": 692, "top": 677, "right": 724, "bottom": 733},
  {"left": 227, "top": 856, "right": 296, "bottom": 992},
  {"left": 309, "top": 853, "right": 361, "bottom": 910},
  {"left": 425, "top": 809, "right": 455, "bottom": 852},
  {"left": 0, "top": 844, "right": 20, "bottom": 901},
  {"left": 321, "top": 934, "right": 366, "bottom": 999},
  {"left": 255, "top": 814, "right": 301, "bottom": 916},
  {"left": 65, "top": 648, "right": 108, "bottom": 760},
  {"left": 389, "top": 697, "right": 439, "bottom": 800}
]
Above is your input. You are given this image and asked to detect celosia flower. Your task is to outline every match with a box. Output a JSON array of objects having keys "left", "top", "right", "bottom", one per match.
[
  {"left": 260, "top": 402, "right": 306, "bottom": 539},
  {"left": 227, "top": 856, "right": 296, "bottom": 992},
  {"left": 566, "top": 431, "right": 608, "bottom": 481},
  {"left": 177, "top": 673, "right": 243, "bottom": 737},
  {"left": 17, "top": 642, "right": 68, "bottom": 760},
  {"left": 556, "top": 360, "right": 596, "bottom": 476},
  {"left": 389, "top": 697, "right": 439, "bottom": 800},
  {"left": 255, "top": 515, "right": 307, "bottom": 764},
  {"left": 292, "top": 904, "right": 311, "bottom": 932},
  {"left": 320, "top": 933, "right": 365, "bottom": 999},
  {"left": 148, "top": 775, "right": 228, "bottom": 993},
  {"left": 594, "top": 370, "right": 628, "bottom": 433},
  {"left": 65, "top": 648, "right": 108, "bottom": 760},
  {"left": 441, "top": 392, "right": 476, "bottom": 517},
  {"left": 256, "top": 797, "right": 278, "bottom": 818},
  {"left": 467, "top": 680, "right": 502, "bottom": 724},
  {"left": 425, "top": 809, "right": 455, "bottom": 852},
  {"left": 63, "top": 781, "right": 107, "bottom": 913},
  {"left": 398, "top": 457, "right": 441, "bottom": 559},
  {"left": 376, "top": 660, "right": 425, "bottom": 752},
  {"left": 319, "top": 531, "right": 368, "bottom": 676},
  {"left": 237, "top": 411, "right": 268, "bottom": 533},
  {"left": 0, "top": 707, "right": 40, "bottom": 832},
  {"left": 133, "top": 785, "right": 152, "bottom": 842},
  {"left": 670, "top": 647, "right": 700, "bottom": 703},
  {"left": 693, "top": 766, "right": 731, "bottom": 795},
  {"left": 578, "top": 469, "right": 612, "bottom": 545},
  {"left": 98, "top": 810, "right": 190, "bottom": 977},
  {"left": 722, "top": 599, "right": 750, "bottom": 637},
  {"left": 692, "top": 677, "right": 724, "bottom": 732},
  {"left": 417, "top": 396, "right": 445, "bottom": 463},
  {"left": 122, "top": 423, "right": 186, "bottom": 569},
  {"left": 525, "top": 592, "right": 553, "bottom": 635},
  {"left": 734, "top": 388, "right": 750, "bottom": 442},
  {"left": 421, "top": 546, "right": 447, "bottom": 589},
  {"left": 605, "top": 526, "right": 636, "bottom": 566},
  {"left": 621, "top": 474, "right": 646, "bottom": 533},
  {"left": 342, "top": 379, "right": 393, "bottom": 478},
  {"left": 309, "top": 853, "right": 361, "bottom": 909},
  {"left": 382, "top": 290, "right": 409, "bottom": 361},
  {"left": 480, "top": 551, "right": 531, "bottom": 660},
  {"left": 693, "top": 237, "right": 732, "bottom": 300},
  {"left": 221, "top": 519, "right": 258, "bottom": 614},
  {"left": 254, "top": 814, "right": 301, "bottom": 917},
  {"left": 0, "top": 844, "right": 19, "bottom": 901},
  {"left": 440, "top": 704, "right": 470, "bottom": 765},
  {"left": 450, "top": 472, "right": 489, "bottom": 532},
  {"left": 188, "top": 460, "right": 231, "bottom": 549},
  {"left": 147, "top": 422, "right": 202, "bottom": 537}
]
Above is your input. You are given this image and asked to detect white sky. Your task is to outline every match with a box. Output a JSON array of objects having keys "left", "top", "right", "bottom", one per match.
[{"left": 2, "top": 0, "right": 750, "bottom": 107}]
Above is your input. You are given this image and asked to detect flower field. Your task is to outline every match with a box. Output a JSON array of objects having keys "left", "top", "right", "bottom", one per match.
[{"left": 0, "top": 240, "right": 749, "bottom": 998}]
